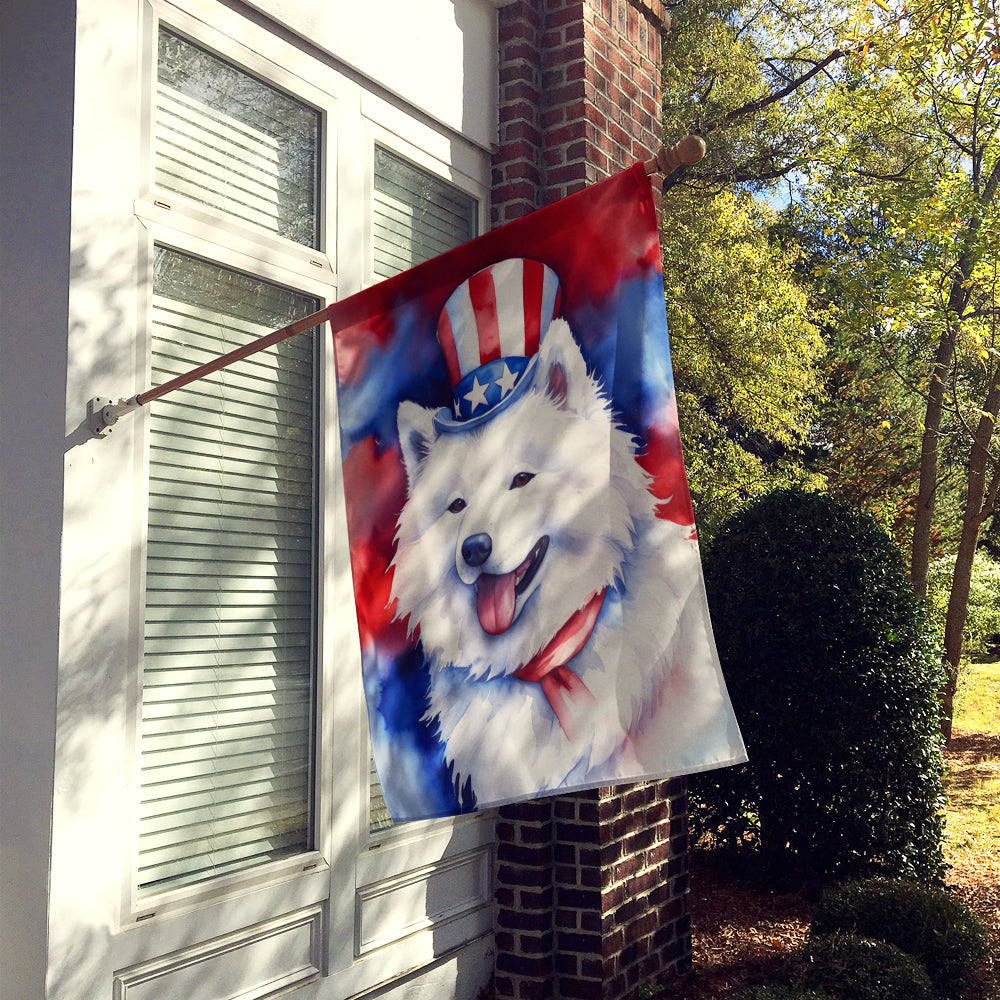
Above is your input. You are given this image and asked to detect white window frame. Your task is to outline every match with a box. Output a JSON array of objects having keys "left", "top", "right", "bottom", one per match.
[
  {"left": 123, "top": 0, "right": 339, "bottom": 930},
  {"left": 111, "top": 0, "right": 496, "bottom": 992}
]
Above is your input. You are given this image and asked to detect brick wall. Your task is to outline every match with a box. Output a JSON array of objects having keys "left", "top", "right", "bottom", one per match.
[
  {"left": 490, "top": 6, "right": 691, "bottom": 998},
  {"left": 492, "top": 0, "right": 668, "bottom": 227},
  {"left": 494, "top": 781, "right": 691, "bottom": 1000}
]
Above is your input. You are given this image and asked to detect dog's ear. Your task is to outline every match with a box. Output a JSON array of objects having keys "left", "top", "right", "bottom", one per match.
[
  {"left": 397, "top": 400, "right": 439, "bottom": 486},
  {"left": 545, "top": 359, "right": 569, "bottom": 407},
  {"left": 537, "top": 317, "right": 599, "bottom": 415}
]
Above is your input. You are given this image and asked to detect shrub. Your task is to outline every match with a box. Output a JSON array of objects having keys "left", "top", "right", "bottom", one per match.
[
  {"left": 793, "top": 933, "right": 934, "bottom": 1000},
  {"left": 811, "top": 878, "right": 988, "bottom": 998},
  {"left": 691, "top": 489, "right": 946, "bottom": 882}
]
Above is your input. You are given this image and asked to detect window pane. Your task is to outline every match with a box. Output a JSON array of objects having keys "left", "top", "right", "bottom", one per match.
[
  {"left": 138, "top": 247, "right": 318, "bottom": 895},
  {"left": 372, "top": 146, "right": 477, "bottom": 279},
  {"left": 369, "top": 149, "right": 478, "bottom": 832},
  {"left": 156, "top": 28, "right": 320, "bottom": 248}
]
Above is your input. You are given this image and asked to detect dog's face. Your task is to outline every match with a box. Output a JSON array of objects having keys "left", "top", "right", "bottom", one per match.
[{"left": 390, "top": 318, "right": 650, "bottom": 679}]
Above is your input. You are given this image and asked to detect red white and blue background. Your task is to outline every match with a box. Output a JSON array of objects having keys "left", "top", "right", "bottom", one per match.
[{"left": 331, "top": 164, "right": 746, "bottom": 822}]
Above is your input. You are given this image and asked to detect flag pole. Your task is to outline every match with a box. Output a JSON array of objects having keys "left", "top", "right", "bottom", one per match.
[
  {"left": 87, "top": 306, "right": 330, "bottom": 437},
  {"left": 88, "top": 137, "right": 705, "bottom": 438},
  {"left": 642, "top": 134, "right": 706, "bottom": 177}
]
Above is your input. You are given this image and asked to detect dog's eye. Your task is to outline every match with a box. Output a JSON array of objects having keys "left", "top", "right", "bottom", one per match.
[
  {"left": 447, "top": 497, "right": 467, "bottom": 513},
  {"left": 510, "top": 472, "right": 535, "bottom": 490}
]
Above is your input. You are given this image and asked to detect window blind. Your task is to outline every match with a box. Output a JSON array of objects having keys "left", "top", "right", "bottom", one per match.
[
  {"left": 368, "top": 147, "right": 477, "bottom": 832},
  {"left": 156, "top": 28, "right": 320, "bottom": 248},
  {"left": 138, "top": 248, "right": 318, "bottom": 895},
  {"left": 372, "top": 146, "right": 478, "bottom": 280}
]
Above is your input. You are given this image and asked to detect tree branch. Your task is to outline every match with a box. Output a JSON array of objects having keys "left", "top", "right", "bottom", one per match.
[{"left": 702, "top": 49, "right": 848, "bottom": 133}]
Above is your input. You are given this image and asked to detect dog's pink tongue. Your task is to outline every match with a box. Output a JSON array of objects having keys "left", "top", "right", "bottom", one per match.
[{"left": 477, "top": 571, "right": 517, "bottom": 635}]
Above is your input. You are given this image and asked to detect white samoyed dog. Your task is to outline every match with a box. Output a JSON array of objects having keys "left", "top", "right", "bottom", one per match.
[{"left": 391, "top": 317, "right": 738, "bottom": 810}]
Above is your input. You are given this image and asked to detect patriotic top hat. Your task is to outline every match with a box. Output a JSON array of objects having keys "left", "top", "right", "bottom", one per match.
[{"left": 433, "top": 258, "right": 562, "bottom": 433}]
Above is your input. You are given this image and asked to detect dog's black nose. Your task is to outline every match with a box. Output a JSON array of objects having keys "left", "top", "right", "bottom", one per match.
[{"left": 462, "top": 533, "right": 492, "bottom": 568}]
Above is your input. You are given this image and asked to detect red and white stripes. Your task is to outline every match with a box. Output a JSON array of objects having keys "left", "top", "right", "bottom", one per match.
[{"left": 436, "top": 258, "right": 561, "bottom": 386}]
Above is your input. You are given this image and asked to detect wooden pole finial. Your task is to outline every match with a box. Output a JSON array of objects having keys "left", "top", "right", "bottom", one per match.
[{"left": 643, "top": 135, "right": 707, "bottom": 176}]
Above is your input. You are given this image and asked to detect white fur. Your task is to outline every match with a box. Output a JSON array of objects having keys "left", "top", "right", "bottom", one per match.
[{"left": 391, "top": 318, "right": 742, "bottom": 809}]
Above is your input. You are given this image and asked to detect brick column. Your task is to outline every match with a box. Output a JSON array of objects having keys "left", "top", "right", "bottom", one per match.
[
  {"left": 493, "top": 0, "right": 668, "bottom": 226},
  {"left": 491, "top": 4, "right": 691, "bottom": 999}
]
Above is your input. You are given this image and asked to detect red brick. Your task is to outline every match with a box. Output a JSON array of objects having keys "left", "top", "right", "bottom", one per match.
[
  {"left": 547, "top": 118, "right": 590, "bottom": 146},
  {"left": 496, "top": 929, "right": 517, "bottom": 952},
  {"left": 514, "top": 980, "right": 553, "bottom": 1000},
  {"left": 520, "top": 931, "right": 555, "bottom": 955},
  {"left": 503, "top": 79, "right": 541, "bottom": 104},
  {"left": 559, "top": 887, "right": 601, "bottom": 909},
  {"left": 625, "top": 868, "right": 658, "bottom": 897},
  {"left": 520, "top": 887, "right": 554, "bottom": 910},
  {"left": 623, "top": 826, "right": 655, "bottom": 853},
  {"left": 495, "top": 973, "right": 515, "bottom": 999},
  {"left": 496, "top": 952, "right": 551, "bottom": 978},
  {"left": 506, "top": 4, "right": 541, "bottom": 29},
  {"left": 493, "top": 137, "right": 541, "bottom": 162},
  {"left": 613, "top": 894, "right": 640, "bottom": 926},
  {"left": 548, "top": 3, "right": 589, "bottom": 28},
  {"left": 542, "top": 105, "right": 567, "bottom": 129},
  {"left": 560, "top": 979, "right": 603, "bottom": 1000},
  {"left": 598, "top": 797, "right": 622, "bottom": 822},
  {"left": 498, "top": 863, "right": 552, "bottom": 889},
  {"left": 542, "top": 66, "right": 566, "bottom": 89},
  {"left": 553, "top": 863, "right": 579, "bottom": 885},
  {"left": 609, "top": 120, "right": 633, "bottom": 149},
  {"left": 499, "top": 100, "right": 539, "bottom": 124},
  {"left": 542, "top": 39, "right": 586, "bottom": 69},
  {"left": 557, "top": 930, "right": 603, "bottom": 955},
  {"left": 647, "top": 842, "right": 671, "bottom": 866},
  {"left": 503, "top": 120, "right": 543, "bottom": 145},
  {"left": 498, "top": 907, "right": 551, "bottom": 932},
  {"left": 491, "top": 5, "right": 691, "bottom": 992},
  {"left": 604, "top": 926, "right": 626, "bottom": 956},
  {"left": 556, "top": 952, "right": 579, "bottom": 976},
  {"left": 625, "top": 911, "right": 658, "bottom": 945},
  {"left": 602, "top": 882, "right": 625, "bottom": 909},
  {"left": 502, "top": 40, "right": 537, "bottom": 63},
  {"left": 499, "top": 842, "right": 552, "bottom": 867}
]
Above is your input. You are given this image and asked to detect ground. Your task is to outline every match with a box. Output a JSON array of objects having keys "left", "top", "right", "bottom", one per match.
[{"left": 658, "top": 725, "right": 1000, "bottom": 999}]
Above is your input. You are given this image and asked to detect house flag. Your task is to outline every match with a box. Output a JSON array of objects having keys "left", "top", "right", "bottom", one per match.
[{"left": 330, "top": 163, "right": 746, "bottom": 821}]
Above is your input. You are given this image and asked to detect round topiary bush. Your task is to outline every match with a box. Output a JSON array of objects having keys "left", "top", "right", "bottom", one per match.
[
  {"left": 691, "top": 488, "right": 946, "bottom": 882},
  {"left": 793, "top": 933, "right": 934, "bottom": 1000},
  {"left": 812, "top": 878, "right": 988, "bottom": 998}
]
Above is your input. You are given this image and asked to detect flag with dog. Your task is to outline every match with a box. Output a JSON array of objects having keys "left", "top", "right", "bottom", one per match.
[{"left": 331, "top": 162, "right": 746, "bottom": 821}]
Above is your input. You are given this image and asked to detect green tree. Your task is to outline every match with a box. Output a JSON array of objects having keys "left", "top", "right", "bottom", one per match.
[
  {"left": 659, "top": 0, "right": 843, "bottom": 535},
  {"left": 662, "top": 0, "right": 853, "bottom": 194},
  {"left": 661, "top": 0, "right": 998, "bottom": 737},
  {"left": 661, "top": 189, "right": 825, "bottom": 536},
  {"left": 801, "top": 0, "right": 1000, "bottom": 736}
]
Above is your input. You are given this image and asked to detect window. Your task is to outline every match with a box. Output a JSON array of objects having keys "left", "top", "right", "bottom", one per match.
[
  {"left": 155, "top": 28, "right": 320, "bottom": 247},
  {"left": 120, "top": 8, "right": 493, "bottom": 990},
  {"left": 136, "top": 26, "right": 323, "bottom": 898},
  {"left": 367, "top": 145, "right": 478, "bottom": 833},
  {"left": 139, "top": 248, "right": 319, "bottom": 895},
  {"left": 372, "top": 145, "right": 478, "bottom": 279},
  {"left": 56, "top": 0, "right": 498, "bottom": 993}
]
